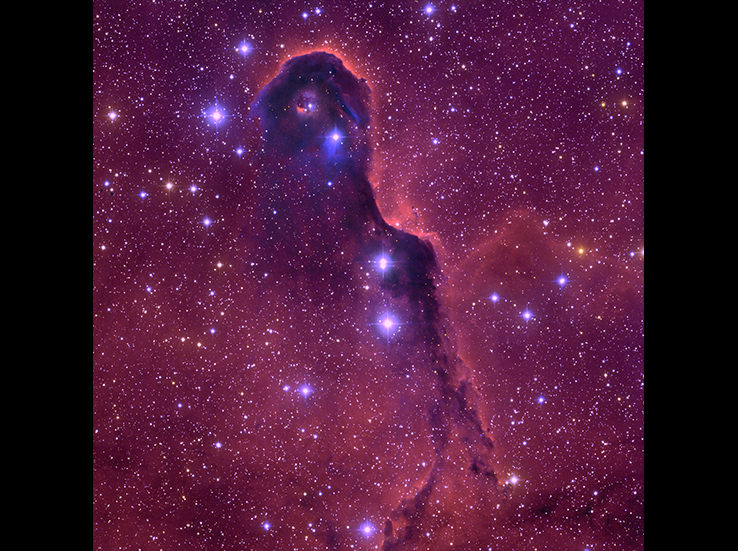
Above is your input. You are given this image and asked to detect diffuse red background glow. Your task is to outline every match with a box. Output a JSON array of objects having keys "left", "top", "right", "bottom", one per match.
[{"left": 93, "top": 1, "right": 643, "bottom": 549}]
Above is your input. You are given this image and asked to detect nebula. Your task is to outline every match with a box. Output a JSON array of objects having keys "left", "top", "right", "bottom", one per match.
[
  {"left": 221, "top": 51, "right": 499, "bottom": 549},
  {"left": 94, "top": 3, "right": 644, "bottom": 548}
]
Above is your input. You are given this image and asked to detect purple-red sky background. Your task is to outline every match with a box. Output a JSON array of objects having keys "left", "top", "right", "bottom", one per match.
[{"left": 94, "top": 1, "right": 643, "bottom": 549}]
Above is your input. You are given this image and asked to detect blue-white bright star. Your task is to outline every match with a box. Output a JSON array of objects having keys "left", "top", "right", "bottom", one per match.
[{"left": 521, "top": 307, "right": 534, "bottom": 322}]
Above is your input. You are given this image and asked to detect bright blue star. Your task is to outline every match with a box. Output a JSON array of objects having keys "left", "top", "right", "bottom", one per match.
[
  {"left": 375, "top": 314, "right": 399, "bottom": 338},
  {"left": 237, "top": 42, "right": 251, "bottom": 55},
  {"left": 490, "top": 293, "right": 499, "bottom": 303},
  {"left": 521, "top": 307, "right": 533, "bottom": 322},
  {"left": 424, "top": 5, "right": 434, "bottom": 15},
  {"left": 360, "top": 522, "right": 375, "bottom": 536},
  {"left": 324, "top": 128, "right": 344, "bottom": 155},
  {"left": 205, "top": 104, "right": 227, "bottom": 127}
]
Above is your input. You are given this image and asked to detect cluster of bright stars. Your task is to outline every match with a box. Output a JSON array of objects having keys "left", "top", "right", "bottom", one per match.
[
  {"left": 373, "top": 256, "right": 400, "bottom": 335},
  {"left": 487, "top": 272, "right": 571, "bottom": 323},
  {"left": 259, "top": 520, "right": 375, "bottom": 539}
]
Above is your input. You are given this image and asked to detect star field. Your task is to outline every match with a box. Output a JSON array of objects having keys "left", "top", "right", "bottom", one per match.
[{"left": 93, "top": 2, "right": 643, "bottom": 550}]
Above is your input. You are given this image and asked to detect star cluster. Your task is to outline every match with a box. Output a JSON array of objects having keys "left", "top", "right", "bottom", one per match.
[{"left": 94, "top": 1, "right": 643, "bottom": 550}]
